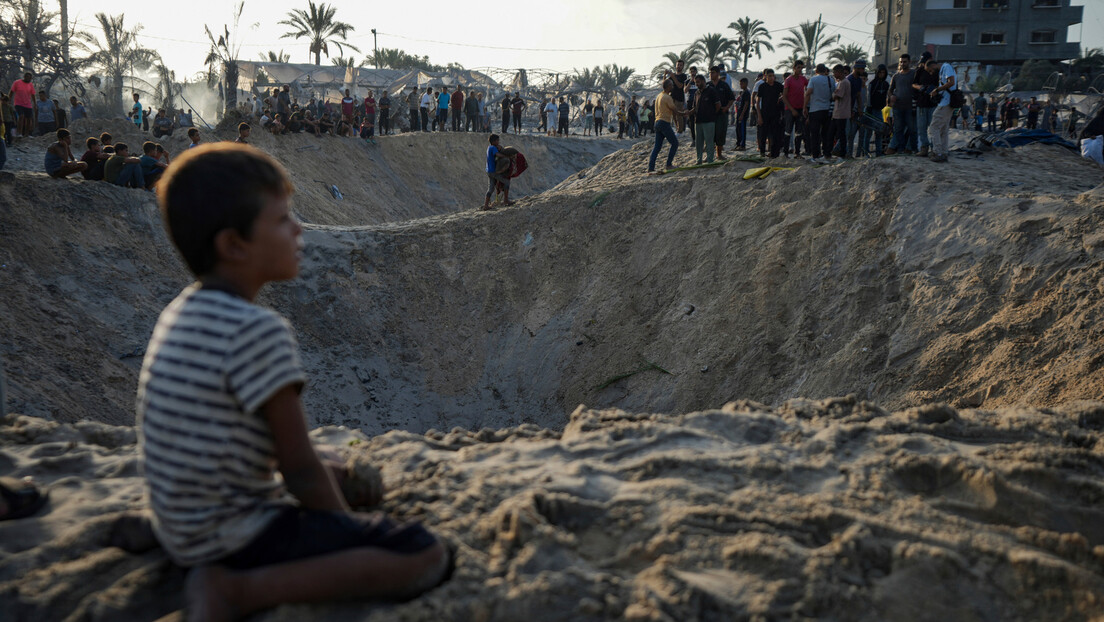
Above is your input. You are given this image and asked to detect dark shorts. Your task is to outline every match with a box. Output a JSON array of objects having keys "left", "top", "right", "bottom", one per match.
[
  {"left": 15, "top": 105, "right": 32, "bottom": 119},
  {"left": 219, "top": 507, "right": 438, "bottom": 570}
]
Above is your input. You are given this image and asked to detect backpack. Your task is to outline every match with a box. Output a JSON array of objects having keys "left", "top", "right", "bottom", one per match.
[{"left": 949, "top": 89, "right": 965, "bottom": 109}]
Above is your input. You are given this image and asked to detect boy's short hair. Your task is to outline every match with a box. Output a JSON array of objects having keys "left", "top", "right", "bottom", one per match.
[
  {"left": 114, "top": 143, "right": 128, "bottom": 153},
  {"left": 238, "top": 122, "right": 250, "bottom": 132},
  {"left": 187, "top": 128, "right": 199, "bottom": 139},
  {"left": 143, "top": 141, "right": 157, "bottom": 155},
  {"left": 489, "top": 133, "right": 499, "bottom": 144},
  {"left": 100, "top": 133, "right": 112, "bottom": 143},
  {"left": 158, "top": 143, "right": 294, "bottom": 277},
  {"left": 56, "top": 128, "right": 70, "bottom": 140},
  {"left": 86, "top": 137, "right": 100, "bottom": 149}
]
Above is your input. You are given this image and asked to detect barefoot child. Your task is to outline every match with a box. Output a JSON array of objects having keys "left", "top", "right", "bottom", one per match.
[
  {"left": 482, "top": 133, "right": 515, "bottom": 210},
  {"left": 138, "top": 144, "right": 449, "bottom": 620}
]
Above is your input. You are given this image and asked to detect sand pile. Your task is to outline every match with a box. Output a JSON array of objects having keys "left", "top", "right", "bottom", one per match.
[
  {"left": 3, "top": 124, "right": 1104, "bottom": 620},
  {"left": 8, "top": 119, "right": 627, "bottom": 224},
  {"left": 3, "top": 133, "right": 1102, "bottom": 431},
  {"left": 2, "top": 399, "right": 1103, "bottom": 620}
]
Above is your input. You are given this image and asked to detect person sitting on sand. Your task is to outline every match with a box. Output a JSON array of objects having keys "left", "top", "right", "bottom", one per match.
[
  {"left": 141, "top": 144, "right": 450, "bottom": 620},
  {"left": 104, "top": 143, "right": 145, "bottom": 189},
  {"left": 80, "top": 136, "right": 111, "bottom": 180},
  {"left": 235, "top": 122, "right": 251, "bottom": 144},
  {"left": 359, "top": 115, "right": 375, "bottom": 143},
  {"left": 152, "top": 109, "right": 174, "bottom": 138},
  {"left": 483, "top": 133, "right": 515, "bottom": 210},
  {"left": 301, "top": 110, "right": 321, "bottom": 136},
  {"left": 44, "top": 128, "right": 88, "bottom": 178},
  {"left": 139, "top": 141, "right": 170, "bottom": 188},
  {"left": 318, "top": 112, "right": 335, "bottom": 136},
  {"left": 187, "top": 128, "right": 202, "bottom": 149}
]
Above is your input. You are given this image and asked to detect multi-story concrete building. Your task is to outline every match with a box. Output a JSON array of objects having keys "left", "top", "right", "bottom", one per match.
[{"left": 873, "top": 0, "right": 1083, "bottom": 68}]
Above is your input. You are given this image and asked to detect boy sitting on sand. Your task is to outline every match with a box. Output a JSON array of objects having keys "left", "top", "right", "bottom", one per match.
[
  {"left": 44, "top": 129, "right": 88, "bottom": 178},
  {"left": 138, "top": 144, "right": 449, "bottom": 620}
]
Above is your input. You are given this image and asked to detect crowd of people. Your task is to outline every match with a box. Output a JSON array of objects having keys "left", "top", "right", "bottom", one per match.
[
  {"left": 645, "top": 52, "right": 1091, "bottom": 173},
  {"left": 3, "top": 61, "right": 1095, "bottom": 180}
]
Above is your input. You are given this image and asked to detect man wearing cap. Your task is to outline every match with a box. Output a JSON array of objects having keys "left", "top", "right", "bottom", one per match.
[
  {"left": 924, "top": 58, "right": 957, "bottom": 163},
  {"left": 912, "top": 51, "right": 938, "bottom": 157},
  {"left": 845, "top": 61, "right": 867, "bottom": 158}
]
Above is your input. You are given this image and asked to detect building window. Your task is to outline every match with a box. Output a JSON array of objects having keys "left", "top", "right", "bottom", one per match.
[
  {"left": 981, "top": 0, "right": 1009, "bottom": 8},
  {"left": 875, "top": 39, "right": 883, "bottom": 55},
  {"left": 979, "top": 31, "right": 1006, "bottom": 45},
  {"left": 896, "top": 0, "right": 905, "bottom": 16},
  {"left": 954, "top": 0, "right": 967, "bottom": 6},
  {"left": 893, "top": 32, "right": 902, "bottom": 50},
  {"left": 1030, "top": 29, "right": 1057, "bottom": 43},
  {"left": 877, "top": 6, "right": 885, "bottom": 23},
  {"left": 1032, "top": 0, "right": 1059, "bottom": 7},
  {"left": 951, "top": 32, "right": 966, "bottom": 44}
]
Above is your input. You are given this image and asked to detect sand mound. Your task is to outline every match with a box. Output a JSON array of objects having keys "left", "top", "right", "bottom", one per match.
[
  {"left": 2, "top": 399, "right": 1103, "bottom": 620},
  {"left": 9, "top": 118, "right": 626, "bottom": 225},
  {"left": 3, "top": 135, "right": 1102, "bottom": 431},
  {"left": 4, "top": 125, "right": 1104, "bottom": 620}
]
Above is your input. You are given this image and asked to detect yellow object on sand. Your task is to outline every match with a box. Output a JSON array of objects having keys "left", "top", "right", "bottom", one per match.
[{"left": 744, "top": 166, "right": 795, "bottom": 180}]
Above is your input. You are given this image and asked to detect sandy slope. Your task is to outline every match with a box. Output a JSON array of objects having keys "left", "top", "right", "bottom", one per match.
[
  {"left": 2, "top": 134, "right": 1102, "bottom": 431},
  {"left": 2, "top": 399, "right": 1103, "bottom": 621},
  {"left": 2, "top": 124, "right": 1104, "bottom": 620}
]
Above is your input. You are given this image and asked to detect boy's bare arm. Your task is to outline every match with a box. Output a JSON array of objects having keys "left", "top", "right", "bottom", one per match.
[{"left": 262, "top": 384, "right": 349, "bottom": 512}]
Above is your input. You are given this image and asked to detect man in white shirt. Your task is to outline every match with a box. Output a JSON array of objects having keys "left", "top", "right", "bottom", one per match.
[
  {"left": 420, "top": 88, "right": 432, "bottom": 132},
  {"left": 925, "top": 59, "right": 957, "bottom": 163}
]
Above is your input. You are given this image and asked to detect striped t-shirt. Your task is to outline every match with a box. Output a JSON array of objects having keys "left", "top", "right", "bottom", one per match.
[{"left": 136, "top": 284, "right": 306, "bottom": 565}]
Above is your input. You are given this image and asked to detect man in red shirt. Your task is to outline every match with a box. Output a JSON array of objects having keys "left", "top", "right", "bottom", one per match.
[
  {"left": 781, "top": 60, "right": 809, "bottom": 158},
  {"left": 9, "top": 72, "right": 36, "bottom": 141},
  {"left": 363, "top": 90, "right": 376, "bottom": 129}
]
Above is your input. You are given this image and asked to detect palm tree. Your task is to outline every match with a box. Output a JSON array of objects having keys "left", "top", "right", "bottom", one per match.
[
  {"left": 331, "top": 56, "right": 367, "bottom": 68},
  {"left": 279, "top": 1, "right": 360, "bottom": 66},
  {"left": 776, "top": 51, "right": 803, "bottom": 73},
  {"left": 1071, "top": 47, "right": 1104, "bottom": 77},
  {"left": 693, "top": 33, "right": 738, "bottom": 70},
  {"left": 780, "top": 16, "right": 839, "bottom": 69},
  {"left": 203, "top": 2, "right": 245, "bottom": 116},
  {"left": 259, "top": 50, "right": 291, "bottom": 63},
  {"left": 596, "top": 64, "right": 635, "bottom": 91},
  {"left": 87, "top": 12, "right": 160, "bottom": 115},
  {"left": 827, "top": 43, "right": 868, "bottom": 67},
  {"left": 728, "top": 17, "right": 775, "bottom": 73}
]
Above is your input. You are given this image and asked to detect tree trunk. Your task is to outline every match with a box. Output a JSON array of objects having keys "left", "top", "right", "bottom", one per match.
[
  {"left": 112, "top": 71, "right": 123, "bottom": 117},
  {"left": 60, "top": 0, "right": 69, "bottom": 63},
  {"left": 225, "top": 60, "right": 239, "bottom": 114},
  {"left": 314, "top": 49, "right": 321, "bottom": 66}
]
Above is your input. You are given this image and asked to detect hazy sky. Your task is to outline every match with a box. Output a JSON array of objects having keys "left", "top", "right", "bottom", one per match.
[{"left": 73, "top": 0, "right": 1103, "bottom": 80}]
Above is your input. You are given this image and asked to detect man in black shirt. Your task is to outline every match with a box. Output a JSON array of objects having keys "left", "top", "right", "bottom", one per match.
[
  {"left": 863, "top": 65, "right": 889, "bottom": 156},
  {"left": 378, "top": 91, "right": 391, "bottom": 135},
  {"left": 912, "top": 52, "right": 937, "bottom": 157},
  {"left": 692, "top": 74, "right": 720, "bottom": 164},
  {"left": 666, "top": 59, "right": 689, "bottom": 133},
  {"left": 735, "top": 77, "right": 751, "bottom": 150},
  {"left": 711, "top": 66, "right": 734, "bottom": 160},
  {"left": 756, "top": 69, "right": 785, "bottom": 158}
]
